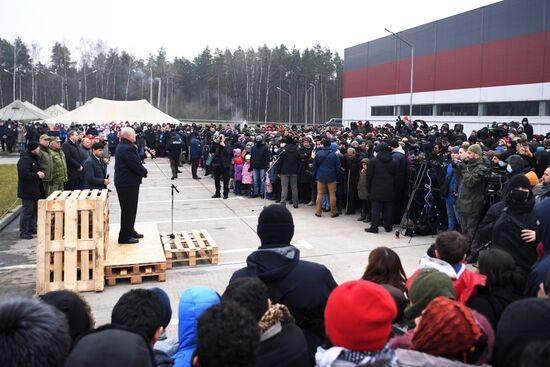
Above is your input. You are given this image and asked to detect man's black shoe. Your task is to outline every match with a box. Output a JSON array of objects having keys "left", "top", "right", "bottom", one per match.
[
  {"left": 365, "top": 227, "right": 379, "bottom": 234},
  {"left": 331, "top": 213, "right": 340, "bottom": 218},
  {"left": 384, "top": 227, "right": 393, "bottom": 233},
  {"left": 20, "top": 234, "right": 33, "bottom": 240},
  {"left": 132, "top": 232, "right": 144, "bottom": 239},
  {"left": 357, "top": 216, "right": 366, "bottom": 221},
  {"left": 293, "top": 204, "right": 299, "bottom": 208},
  {"left": 223, "top": 195, "right": 228, "bottom": 199},
  {"left": 212, "top": 193, "right": 221, "bottom": 198},
  {"left": 171, "top": 176, "right": 176, "bottom": 180},
  {"left": 177, "top": 170, "right": 182, "bottom": 173},
  {"left": 193, "top": 176, "right": 202, "bottom": 180}
]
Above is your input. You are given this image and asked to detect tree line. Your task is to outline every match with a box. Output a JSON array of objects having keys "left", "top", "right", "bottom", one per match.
[{"left": 0, "top": 37, "right": 343, "bottom": 123}]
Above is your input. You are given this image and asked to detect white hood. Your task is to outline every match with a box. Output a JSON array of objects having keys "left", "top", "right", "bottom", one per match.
[{"left": 419, "top": 255, "right": 465, "bottom": 280}]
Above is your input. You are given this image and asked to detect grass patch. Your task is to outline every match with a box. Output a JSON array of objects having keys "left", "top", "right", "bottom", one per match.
[{"left": 0, "top": 164, "right": 19, "bottom": 218}]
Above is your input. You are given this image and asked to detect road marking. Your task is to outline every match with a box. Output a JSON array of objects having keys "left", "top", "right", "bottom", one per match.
[
  {"left": 109, "top": 197, "right": 243, "bottom": 205},
  {"left": 218, "top": 242, "right": 314, "bottom": 254},
  {"left": 0, "top": 264, "right": 35, "bottom": 271},
  {"left": 110, "top": 215, "right": 260, "bottom": 225}
]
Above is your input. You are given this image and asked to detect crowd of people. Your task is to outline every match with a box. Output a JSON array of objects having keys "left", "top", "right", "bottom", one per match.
[
  {"left": 5, "top": 116, "right": 550, "bottom": 366},
  {"left": 2, "top": 201, "right": 550, "bottom": 367}
]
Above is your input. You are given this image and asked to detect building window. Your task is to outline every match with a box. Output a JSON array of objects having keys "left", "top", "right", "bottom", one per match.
[
  {"left": 436, "top": 103, "right": 478, "bottom": 116},
  {"left": 485, "top": 101, "right": 539, "bottom": 116},
  {"left": 546, "top": 101, "right": 550, "bottom": 116},
  {"left": 371, "top": 106, "right": 394, "bottom": 116},
  {"left": 412, "top": 104, "right": 433, "bottom": 116}
]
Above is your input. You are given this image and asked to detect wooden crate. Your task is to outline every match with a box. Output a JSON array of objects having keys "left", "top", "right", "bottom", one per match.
[
  {"left": 36, "top": 189, "right": 109, "bottom": 295},
  {"left": 105, "top": 262, "right": 166, "bottom": 286},
  {"left": 105, "top": 223, "right": 167, "bottom": 286},
  {"left": 161, "top": 229, "right": 218, "bottom": 269}
]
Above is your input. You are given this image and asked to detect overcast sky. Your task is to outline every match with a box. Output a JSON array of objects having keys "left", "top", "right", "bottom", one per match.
[{"left": 0, "top": 0, "right": 500, "bottom": 63}]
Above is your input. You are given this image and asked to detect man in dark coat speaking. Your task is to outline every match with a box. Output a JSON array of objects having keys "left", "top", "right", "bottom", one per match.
[
  {"left": 115, "top": 127, "right": 148, "bottom": 244},
  {"left": 229, "top": 204, "right": 338, "bottom": 364}
]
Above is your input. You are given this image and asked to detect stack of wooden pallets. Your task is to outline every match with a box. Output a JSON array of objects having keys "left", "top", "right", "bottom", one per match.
[
  {"left": 36, "top": 189, "right": 109, "bottom": 295},
  {"left": 161, "top": 229, "right": 219, "bottom": 269}
]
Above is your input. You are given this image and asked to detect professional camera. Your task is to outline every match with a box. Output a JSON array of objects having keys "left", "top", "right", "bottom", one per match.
[{"left": 483, "top": 170, "right": 507, "bottom": 205}]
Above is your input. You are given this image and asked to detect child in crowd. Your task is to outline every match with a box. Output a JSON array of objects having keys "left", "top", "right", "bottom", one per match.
[
  {"left": 406, "top": 231, "right": 486, "bottom": 304},
  {"left": 357, "top": 157, "right": 370, "bottom": 222},
  {"left": 233, "top": 148, "right": 243, "bottom": 195},
  {"left": 241, "top": 154, "right": 253, "bottom": 197}
]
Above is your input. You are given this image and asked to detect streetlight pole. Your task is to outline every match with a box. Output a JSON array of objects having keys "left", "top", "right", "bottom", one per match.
[
  {"left": 276, "top": 86, "right": 292, "bottom": 124},
  {"left": 305, "top": 84, "right": 314, "bottom": 127},
  {"left": 309, "top": 83, "right": 316, "bottom": 125},
  {"left": 385, "top": 28, "right": 414, "bottom": 122}
]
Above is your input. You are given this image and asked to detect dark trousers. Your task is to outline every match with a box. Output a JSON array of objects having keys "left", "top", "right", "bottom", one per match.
[
  {"left": 169, "top": 158, "right": 178, "bottom": 178},
  {"left": 117, "top": 186, "right": 140, "bottom": 241},
  {"left": 0, "top": 138, "right": 5, "bottom": 151},
  {"left": 20, "top": 199, "right": 37, "bottom": 236},
  {"left": 460, "top": 215, "right": 482, "bottom": 255},
  {"left": 371, "top": 200, "right": 393, "bottom": 230},
  {"left": 64, "top": 178, "right": 81, "bottom": 190},
  {"left": 213, "top": 166, "right": 230, "bottom": 196},
  {"left": 191, "top": 157, "right": 199, "bottom": 178}
]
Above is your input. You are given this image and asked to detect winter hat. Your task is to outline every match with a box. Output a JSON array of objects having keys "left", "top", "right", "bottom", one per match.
[
  {"left": 324, "top": 280, "right": 397, "bottom": 352},
  {"left": 245, "top": 154, "right": 251, "bottom": 160},
  {"left": 233, "top": 148, "right": 241, "bottom": 157},
  {"left": 506, "top": 154, "right": 525, "bottom": 172},
  {"left": 149, "top": 288, "right": 172, "bottom": 329},
  {"left": 404, "top": 268, "right": 456, "bottom": 320},
  {"left": 377, "top": 142, "right": 390, "bottom": 152},
  {"left": 467, "top": 144, "right": 482, "bottom": 156},
  {"left": 507, "top": 174, "right": 531, "bottom": 192},
  {"left": 27, "top": 141, "right": 39, "bottom": 151},
  {"left": 40, "top": 290, "right": 94, "bottom": 344},
  {"left": 451, "top": 146, "right": 459, "bottom": 154},
  {"left": 411, "top": 297, "right": 482, "bottom": 359},
  {"left": 257, "top": 204, "right": 294, "bottom": 247},
  {"left": 525, "top": 171, "right": 539, "bottom": 187},
  {"left": 285, "top": 136, "right": 295, "bottom": 144}
]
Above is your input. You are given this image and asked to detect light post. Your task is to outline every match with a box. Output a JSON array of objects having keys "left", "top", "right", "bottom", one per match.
[
  {"left": 385, "top": 28, "right": 414, "bottom": 121},
  {"left": 276, "top": 86, "right": 292, "bottom": 124},
  {"left": 49, "top": 71, "right": 64, "bottom": 106},
  {"left": 309, "top": 82, "right": 316, "bottom": 124},
  {"left": 305, "top": 84, "right": 314, "bottom": 127}
]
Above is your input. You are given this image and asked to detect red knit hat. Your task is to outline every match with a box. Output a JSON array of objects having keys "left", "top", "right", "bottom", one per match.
[{"left": 324, "top": 280, "right": 397, "bottom": 352}]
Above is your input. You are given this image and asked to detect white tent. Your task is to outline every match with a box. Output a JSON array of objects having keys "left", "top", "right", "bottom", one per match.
[
  {"left": 0, "top": 100, "right": 51, "bottom": 121},
  {"left": 43, "top": 98, "right": 181, "bottom": 125},
  {"left": 45, "top": 104, "right": 69, "bottom": 117}
]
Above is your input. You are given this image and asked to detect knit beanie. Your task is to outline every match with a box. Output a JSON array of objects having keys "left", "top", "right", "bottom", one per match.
[
  {"left": 525, "top": 171, "right": 539, "bottom": 187},
  {"left": 506, "top": 154, "right": 525, "bottom": 172},
  {"left": 467, "top": 144, "right": 482, "bottom": 156},
  {"left": 257, "top": 204, "right": 294, "bottom": 247},
  {"left": 404, "top": 268, "right": 456, "bottom": 320},
  {"left": 507, "top": 174, "right": 531, "bottom": 192},
  {"left": 324, "top": 280, "right": 397, "bottom": 352},
  {"left": 27, "top": 141, "right": 39, "bottom": 151},
  {"left": 149, "top": 288, "right": 172, "bottom": 329},
  {"left": 412, "top": 297, "right": 482, "bottom": 359}
]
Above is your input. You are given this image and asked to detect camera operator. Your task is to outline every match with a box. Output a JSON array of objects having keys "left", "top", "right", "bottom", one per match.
[
  {"left": 455, "top": 144, "right": 490, "bottom": 261},
  {"left": 441, "top": 147, "right": 461, "bottom": 231},
  {"left": 210, "top": 133, "right": 232, "bottom": 199}
]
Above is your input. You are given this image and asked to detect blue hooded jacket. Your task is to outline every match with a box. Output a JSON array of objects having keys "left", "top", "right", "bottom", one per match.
[
  {"left": 173, "top": 286, "right": 220, "bottom": 367},
  {"left": 528, "top": 199, "right": 550, "bottom": 296}
]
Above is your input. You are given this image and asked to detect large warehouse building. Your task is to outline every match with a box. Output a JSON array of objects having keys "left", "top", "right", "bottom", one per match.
[{"left": 343, "top": 0, "right": 550, "bottom": 133}]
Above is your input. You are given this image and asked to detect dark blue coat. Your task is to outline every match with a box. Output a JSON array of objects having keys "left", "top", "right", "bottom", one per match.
[
  {"left": 166, "top": 136, "right": 182, "bottom": 160},
  {"left": 190, "top": 137, "right": 202, "bottom": 159},
  {"left": 114, "top": 140, "right": 148, "bottom": 188},
  {"left": 17, "top": 151, "right": 44, "bottom": 200},
  {"left": 313, "top": 147, "right": 341, "bottom": 183},
  {"left": 83, "top": 155, "right": 107, "bottom": 189}
]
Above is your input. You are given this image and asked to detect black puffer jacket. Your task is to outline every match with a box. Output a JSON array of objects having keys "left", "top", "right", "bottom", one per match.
[
  {"left": 211, "top": 141, "right": 232, "bottom": 169},
  {"left": 276, "top": 143, "right": 300, "bottom": 175},
  {"left": 17, "top": 151, "right": 44, "bottom": 200},
  {"left": 366, "top": 150, "right": 397, "bottom": 202},
  {"left": 251, "top": 142, "right": 270, "bottom": 170}
]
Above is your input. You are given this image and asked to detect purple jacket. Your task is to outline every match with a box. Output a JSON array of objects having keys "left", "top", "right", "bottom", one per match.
[{"left": 234, "top": 163, "right": 243, "bottom": 180}]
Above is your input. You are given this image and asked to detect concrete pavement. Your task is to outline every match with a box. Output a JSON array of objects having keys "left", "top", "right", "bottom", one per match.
[{"left": 0, "top": 156, "right": 433, "bottom": 338}]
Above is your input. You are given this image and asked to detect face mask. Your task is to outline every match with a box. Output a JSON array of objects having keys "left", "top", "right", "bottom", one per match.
[
  {"left": 510, "top": 190, "right": 529, "bottom": 202},
  {"left": 280, "top": 143, "right": 286, "bottom": 148},
  {"left": 506, "top": 164, "right": 513, "bottom": 173},
  {"left": 498, "top": 161, "right": 507, "bottom": 168},
  {"left": 273, "top": 148, "right": 279, "bottom": 153}
]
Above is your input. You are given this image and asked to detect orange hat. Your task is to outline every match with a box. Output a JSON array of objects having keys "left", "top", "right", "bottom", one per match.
[{"left": 525, "top": 171, "right": 539, "bottom": 187}]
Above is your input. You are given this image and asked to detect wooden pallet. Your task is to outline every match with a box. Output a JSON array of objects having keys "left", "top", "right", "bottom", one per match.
[
  {"left": 105, "top": 262, "right": 166, "bottom": 286},
  {"left": 161, "top": 229, "right": 219, "bottom": 269},
  {"left": 36, "top": 189, "right": 109, "bottom": 295},
  {"left": 105, "top": 223, "right": 167, "bottom": 286}
]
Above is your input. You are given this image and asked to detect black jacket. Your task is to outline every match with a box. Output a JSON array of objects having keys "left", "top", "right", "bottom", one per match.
[
  {"left": 276, "top": 143, "right": 300, "bottom": 175},
  {"left": 114, "top": 139, "right": 148, "bottom": 188},
  {"left": 211, "top": 142, "right": 232, "bottom": 169},
  {"left": 256, "top": 322, "right": 310, "bottom": 367},
  {"left": 478, "top": 199, "right": 538, "bottom": 272},
  {"left": 230, "top": 246, "right": 337, "bottom": 364},
  {"left": 251, "top": 142, "right": 270, "bottom": 170},
  {"left": 83, "top": 156, "right": 107, "bottom": 189},
  {"left": 62, "top": 140, "right": 84, "bottom": 180},
  {"left": 166, "top": 136, "right": 182, "bottom": 161},
  {"left": 17, "top": 151, "right": 44, "bottom": 200},
  {"left": 467, "top": 286, "right": 521, "bottom": 331},
  {"left": 366, "top": 150, "right": 397, "bottom": 202}
]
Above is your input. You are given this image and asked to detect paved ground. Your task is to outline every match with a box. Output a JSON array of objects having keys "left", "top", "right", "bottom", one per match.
[{"left": 0, "top": 156, "right": 433, "bottom": 338}]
